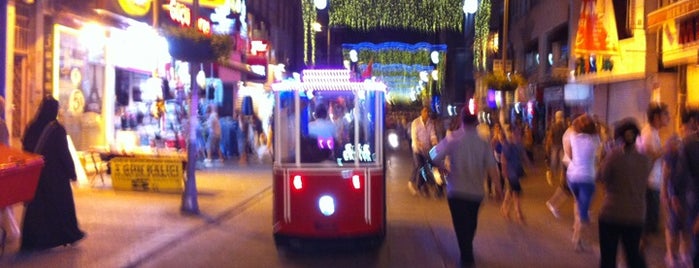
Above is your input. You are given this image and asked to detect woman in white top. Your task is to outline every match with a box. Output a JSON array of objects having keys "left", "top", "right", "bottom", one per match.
[{"left": 564, "top": 114, "right": 601, "bottom": 251}]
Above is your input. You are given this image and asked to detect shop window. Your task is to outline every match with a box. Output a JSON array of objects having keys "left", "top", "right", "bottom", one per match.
[
  {"left": 679, "top": 15, "right": 699, "bottom": 45},
  {"left": 613, "top": 0, "right": 633, "bottom": 39}
]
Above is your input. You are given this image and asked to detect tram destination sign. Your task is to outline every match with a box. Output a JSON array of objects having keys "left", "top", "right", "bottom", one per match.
[{"left": 110, "top": 157, "right": 184, "bottom": 192}]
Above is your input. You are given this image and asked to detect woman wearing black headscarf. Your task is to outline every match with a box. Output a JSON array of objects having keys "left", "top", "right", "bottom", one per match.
[{"left": 20, "top": 96, "right": 84, "bottom": 252}]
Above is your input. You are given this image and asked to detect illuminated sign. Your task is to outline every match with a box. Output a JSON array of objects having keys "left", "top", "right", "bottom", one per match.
[
  {"left": 168, "top": 0, "right": 212, "bottom": 34},
  {"left": 110, "top": 157, "right": 184, "bottom": 192},
  {"left": 341, "top": 143, "right": 373, "bottom": 162},
  {"left": 169, "top": 0, "right": 192, "bottom": 27},
  {"left": 211, "top": 4, "right": 235, "bottom": 34},
  {"left": 250, "top": 40, "right": 268, "bottom": 55},
  {"left": 118, "top": 0, "right": 152, "bottom": 17},
  {"left": 175, "top": 0, "right": 227, "bottom": 8}
]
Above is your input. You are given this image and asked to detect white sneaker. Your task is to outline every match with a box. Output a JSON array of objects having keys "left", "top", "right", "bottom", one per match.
[{"left": 546, "top": 201, "right": 560, "bottom": 219}]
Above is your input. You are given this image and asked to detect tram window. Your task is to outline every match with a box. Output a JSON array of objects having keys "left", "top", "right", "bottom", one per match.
[
  {"left": 298, "top": 91, "right": 379, "bottom": 164},
  {"left": 277, "top": 91, "right": 298, "bottom": 163}
]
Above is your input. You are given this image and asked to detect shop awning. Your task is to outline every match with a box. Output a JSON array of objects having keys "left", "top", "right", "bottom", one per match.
[{"left": 573, "top": 0, "right": 620, "bottom": 56}]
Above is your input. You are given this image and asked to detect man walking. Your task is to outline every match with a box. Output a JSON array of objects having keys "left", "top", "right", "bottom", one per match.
[
  {"left": 638, "top": 103, "right": 670, "bottom": 245},
  {"left": 430, "top": 107, "right": 501, "bottom": 267}
]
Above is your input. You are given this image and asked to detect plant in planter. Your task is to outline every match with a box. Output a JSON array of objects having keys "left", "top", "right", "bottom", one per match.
[
  {"left": 484, "top": 72, "right": 526, "bottom": 91},
  {"left": 161, "top": 26, "right": 233, "bottom": 63}
]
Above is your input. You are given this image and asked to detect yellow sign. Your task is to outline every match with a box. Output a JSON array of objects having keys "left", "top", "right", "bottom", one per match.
[
  {"left": 118, "top": 0, "right": 152, "bottom": 17},
  {"left": 110, "top": 157, "right": 184, "bottom": 192}
]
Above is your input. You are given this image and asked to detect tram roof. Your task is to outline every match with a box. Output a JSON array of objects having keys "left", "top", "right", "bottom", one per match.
[{"left": 271, "top": 69, "right": 387, "bottom": 92}]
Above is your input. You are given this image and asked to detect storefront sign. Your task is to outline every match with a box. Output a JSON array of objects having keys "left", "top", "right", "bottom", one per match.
[
  {"left": 110, "top": 157, "right": 184, "bottom": 192},
  {"left": 168, "top": 0, "right": 212, "bottom": 34},
  {"left": 118, "top": 0, "right": 152, "bottom": 17},
  {"left": 648, "top": 0, "right": 699, "bottom": 30},
  {"left": 169, "top": 0, "right": 192, "bottom": 27}
]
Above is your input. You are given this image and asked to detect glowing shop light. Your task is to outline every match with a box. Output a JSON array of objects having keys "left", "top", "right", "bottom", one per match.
[
  {"left": 196, "top": 70, "right": 206, "bottom": 88},
  {"left": 349, "top": 50, "right": 358, "bottom": 63},
  {"left": 431, "top": 70, "right": 439, "bottom": 81},
  {"left": 468, "top": 98, "right": 476, "bottom": 115},
  {"left": 494, "top": 91, "right": 503, "bottom": 108},
  {"left": 318, "top": 195, "right": 335, "bottom": 216}
]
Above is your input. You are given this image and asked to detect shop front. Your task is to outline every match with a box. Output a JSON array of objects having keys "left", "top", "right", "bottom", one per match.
[{"left": 648, "top": 2, "right": 699, "bottom": 119}]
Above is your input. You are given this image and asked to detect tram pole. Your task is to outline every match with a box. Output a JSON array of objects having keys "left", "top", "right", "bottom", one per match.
[{"left": 181, "top": 0, "right": 200, "bottom": 214}]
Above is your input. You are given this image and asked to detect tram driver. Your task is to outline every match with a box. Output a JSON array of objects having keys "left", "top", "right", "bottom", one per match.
[{"left": 304, "top": 104, "right": 337, "bottom": 162}]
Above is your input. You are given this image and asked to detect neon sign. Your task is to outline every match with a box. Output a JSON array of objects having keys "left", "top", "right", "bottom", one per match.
[
  {"left": 169, "top": 0, "right": 191, "bottom": 27},
  {"left": 169, "top": 0, "right": 212, "bottom": 34}
]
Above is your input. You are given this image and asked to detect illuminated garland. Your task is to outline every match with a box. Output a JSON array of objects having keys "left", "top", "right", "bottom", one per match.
[
  {"left": 328, "top": 0, "right": 463, "bottom": 32},
  {"left": 342, "top": 42, "right": 447, "bottom": 103},
  {"left": 302, "top": 0, "right": 318, "bottom": 65},
  {"left": 473, "top": 0, "right": 491, "bottom": 71}
]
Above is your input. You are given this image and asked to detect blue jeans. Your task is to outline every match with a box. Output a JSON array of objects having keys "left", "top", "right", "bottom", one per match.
[{"left": 568, "top": 181, "right": 595, "bottom": 223}]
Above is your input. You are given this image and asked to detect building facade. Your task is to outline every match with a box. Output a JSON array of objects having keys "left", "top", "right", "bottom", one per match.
[{"left": 1, "top": 0, "right": 302, "bottom": 150}]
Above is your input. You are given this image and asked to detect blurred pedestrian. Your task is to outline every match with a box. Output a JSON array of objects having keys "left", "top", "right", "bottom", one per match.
[
  {"left": 488, "top": 123, "right": 505, "bottom": 198},
  {"left": 675, "top": 108, "right": 699, "bottom": 268},
  {"left": 597, "top": 118, "right": 652, "bottom": 268},
  {"left": 499, "top": 124, "right": 531, "bottom": 223},
  {"left": 545, "top": 113, "right": 575, "bottom": 219},
  {"left": 204, "top": 105, "right": 222, "bottom": 167},
  {"left": 20, "top": 96, "right": 85, "bottom": 252},
  {"left": 638, "top": 102, "right": 670, "bottom": 247},
  {"left": 430, "top": 107, "right": 501, "bottom": 267},
  {"left": 566, "top": 114, "right": 600, "bottom": 251},
  {"left": 661, "top": 133, "right": 692, "bottom": 267},
  {"left": 0, "top": 96, "right": 21, "bottom": 244}
]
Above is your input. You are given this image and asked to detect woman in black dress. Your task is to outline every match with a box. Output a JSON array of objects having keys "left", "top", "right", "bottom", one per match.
[{"left": 20, "top": 96, "right": 85, "bottom": 252}]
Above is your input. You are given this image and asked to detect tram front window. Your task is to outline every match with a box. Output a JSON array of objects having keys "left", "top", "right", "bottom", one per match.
[{"left": 300, "top": 91, "right": 378, "bottom": 164}]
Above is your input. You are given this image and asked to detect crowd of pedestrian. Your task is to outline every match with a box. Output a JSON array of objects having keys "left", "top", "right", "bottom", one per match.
[{"left": 414, "top": 101, "right": 699, "bottom": 268}]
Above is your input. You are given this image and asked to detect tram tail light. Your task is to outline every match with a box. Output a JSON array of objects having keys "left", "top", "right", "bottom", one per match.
[
  {"left": 352, "top": 175, "right": 361, "bottom": 190},
  {"left": 293, "top": 175, "right": 303, "bottom": 190}
]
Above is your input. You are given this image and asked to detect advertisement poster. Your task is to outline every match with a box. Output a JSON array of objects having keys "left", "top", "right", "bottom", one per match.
[{"left": 110, "top": 157, "right": 184, "bottom": 192}]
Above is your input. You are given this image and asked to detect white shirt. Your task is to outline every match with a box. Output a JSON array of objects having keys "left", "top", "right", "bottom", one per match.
[
  {"left": 411, "top": 117, "right": 437, "bottom": 154},
  {"left": 566, "top": 132, "right": 600, "bottom": 183},
  {"left": 638, "top": 124, "right": 663, "bottom": 190}
]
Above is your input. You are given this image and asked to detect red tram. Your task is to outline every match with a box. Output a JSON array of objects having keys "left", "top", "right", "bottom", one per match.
[{"left": 271, "top": 69, "right": 386, "bottom": 249}]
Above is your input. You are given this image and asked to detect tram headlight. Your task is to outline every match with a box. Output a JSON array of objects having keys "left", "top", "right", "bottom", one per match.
[
  {"left": 318, "top": 195, "right": 335, "bottom": 216},
  {"left": 388, "top": 133, "right": 399, "bottom": 149}
]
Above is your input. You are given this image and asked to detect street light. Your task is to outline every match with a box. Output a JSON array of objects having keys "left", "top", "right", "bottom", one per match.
[
  {"left": 314, "top": 0, "right": 328, "bottom": 10},
  {"left": 463, "top": 0, "right": 478, "bottom": 14}
]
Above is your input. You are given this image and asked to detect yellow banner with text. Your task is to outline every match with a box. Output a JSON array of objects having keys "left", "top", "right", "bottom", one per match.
[{"left": 110, "top": 157, "right": 184, "bottom": 192}]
